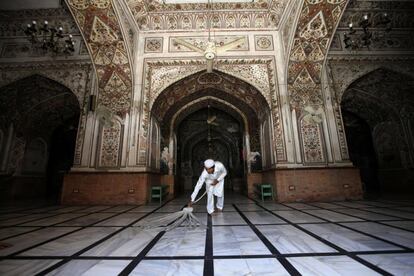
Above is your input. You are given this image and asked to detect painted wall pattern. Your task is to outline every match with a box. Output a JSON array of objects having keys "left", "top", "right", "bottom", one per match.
[
  {"left": 145, "top": 37, "right": 163, "bottom": 53},
  {"left": 288, "top": 0, "right": 348, "bottom": 108},
  {"left": 254, "top": 35, "right": 274, "bottom": 51},
  {"left": 98, "top": 121, "right": 123, "bottom": 168},
  {"left": 282, "top": 0, "right": 302, "bottom": 59},
  {"left": 169, "top": 36, "right": 249, "bottom": 52},
  {"left": 126, "top": 0, "right": 288, "bottom": 31},
  {"left": 66, "top": 0, "right": 133, "bottom": 168},
  {"left": 288, "top": 0, "right": 348, "bottom": 163},
  {"left": 300, "top": 119, "right": 326, "bottom": 163}
]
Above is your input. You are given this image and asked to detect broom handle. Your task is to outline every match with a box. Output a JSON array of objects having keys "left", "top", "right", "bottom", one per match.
[{"left": 193, "top": 190, "right": 207, "bottom": 204}]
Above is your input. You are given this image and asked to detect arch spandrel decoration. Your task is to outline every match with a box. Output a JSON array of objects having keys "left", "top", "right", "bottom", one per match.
[
  {"left": 287, "top": 0, "right": 348, "bottom": 164},
  {"left": 153, "top": 83, "right": 267, "bottom": 123},
  {"left": 139, "top": 59, "right": 287, "bottom": 165},
  {"left": 145, "top": 59, "right": 276, "bottom": 111},
  {"left": 147, "top": 61, "right": 206, "bottom": 106},
  {"left": 66, "top": 0, "right": 133, "bottom": 117},
  {"left": 288, "top": 0, "right": 348, "bottom": 108},
  {"left": 217, "top": 61, "right": 273, "bottom": 106}
]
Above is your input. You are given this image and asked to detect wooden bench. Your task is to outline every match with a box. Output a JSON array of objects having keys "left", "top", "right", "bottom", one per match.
[
  {"left": 150, "top": 185, "right": 169, "bottom": 204},
  {"left": 254, "top": 183, "right": 274, "bottom": 201}
]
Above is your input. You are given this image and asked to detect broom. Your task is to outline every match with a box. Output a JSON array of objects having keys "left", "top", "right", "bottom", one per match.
[{"left": 136, "top": 190, "right": 208, "bottom": 232}]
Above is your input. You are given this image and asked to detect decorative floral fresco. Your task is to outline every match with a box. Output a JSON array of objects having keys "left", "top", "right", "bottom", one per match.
[
  {"left": 288, "top": 0, "right": 348, "bottom": 108},
  {"left": 300, "top": 118, "right": 326, "bottom": 163},
  {"left": 126, "top": 0, "right": 289, "bottom": 31},
  {"left": 287, "top": 0, "right": 348, "bottom": 163},
  {"left": 98, "top": 121, "right": 123, "bottom": 168},
  {"left": 255, "top": 35, "right": 274, "bottom": 51},
  {"left": 169, "top": 36, "right": 249, "bottom": 52},
  {"left": 66, "top": 0, "right": 133, "bottom": 168}
]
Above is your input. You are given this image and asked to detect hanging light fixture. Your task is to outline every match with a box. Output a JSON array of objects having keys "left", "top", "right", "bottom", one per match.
[
  {"left": 343, "top": 13, "right": 391, "bottom": 50},
  {"left": 24, "top": 20, "right": 76, "bottom": 55}
]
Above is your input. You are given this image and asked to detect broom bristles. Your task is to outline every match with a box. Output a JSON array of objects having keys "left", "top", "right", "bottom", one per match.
[{"left": 136, "top": 207, "right": 206, "bottom": 231}]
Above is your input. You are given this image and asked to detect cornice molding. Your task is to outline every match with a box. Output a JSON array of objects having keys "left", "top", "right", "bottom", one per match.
[{"left": 126, "top": 0, "right": 289, "bottom": 31}]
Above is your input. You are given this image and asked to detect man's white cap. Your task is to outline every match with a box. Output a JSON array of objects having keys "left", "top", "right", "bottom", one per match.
[{"left": 204, "top": 159, "right": 215, "bottom": 169}]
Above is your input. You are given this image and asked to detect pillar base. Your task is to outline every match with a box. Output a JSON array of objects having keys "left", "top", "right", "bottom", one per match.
[{"left": 247, "top": 167, "right": 363, "bottom": 202}]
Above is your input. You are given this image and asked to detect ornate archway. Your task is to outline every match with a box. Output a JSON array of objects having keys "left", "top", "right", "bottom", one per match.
[
  {"left": 341, "top": 68, "right": 414, "bottom": 196},
  {"left": 150, "top": 70, "right": 272, "bottom": 194},
  {"left": 0, "top": 74, "right": 81, "bottom": 200}
]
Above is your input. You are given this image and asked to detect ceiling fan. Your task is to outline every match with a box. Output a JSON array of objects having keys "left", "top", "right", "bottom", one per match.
[
  {"left": 206, "top": 103, "right": 220, "bottom": 127},
  {"left": 207, "top": 114, "right": 219, "bottom": 126},
  {"left": 172, "top": 0, "right": 245, "bottom": 73}
]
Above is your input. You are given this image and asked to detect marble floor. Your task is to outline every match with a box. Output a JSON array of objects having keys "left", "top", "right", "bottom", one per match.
[{"left": 0, "top": 194, "right": 414, "bottom": 275}]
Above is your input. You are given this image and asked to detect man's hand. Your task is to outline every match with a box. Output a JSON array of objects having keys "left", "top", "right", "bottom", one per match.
[
  {"left": 188, "top": 201, "right": 193, "bottom": 207},
  {"left": 212, "top": 179, "right": 219, "bottom": 186}
]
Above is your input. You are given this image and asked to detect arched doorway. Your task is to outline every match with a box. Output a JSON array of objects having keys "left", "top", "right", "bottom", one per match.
[
  {"left": 151, "top": 71, "right": 271, "bottom": 196},
  {"left": 0, "top": 75, "right": 80, "bottom": 202},
  {"left": 341, "top": 68, "right": 414, "bottom": 198},
  {"left": 176, "top": 106, "right": 245, "bottom": 194}
]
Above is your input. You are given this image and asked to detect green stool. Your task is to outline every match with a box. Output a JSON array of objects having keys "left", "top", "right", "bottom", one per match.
[
  {"left": 255, "top": 183, "right": 274, "bottom": 201},
  {"left": 150, "top": 185, "right": 169, "bottom": 204}
]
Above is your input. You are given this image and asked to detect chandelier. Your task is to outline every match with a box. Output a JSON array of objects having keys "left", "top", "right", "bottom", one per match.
[
  {"left": 24, "top": 20, "right": 75, "bottom": 55},
  {"left": 343, "top": 13, "right": 391, "bottom": 50}
]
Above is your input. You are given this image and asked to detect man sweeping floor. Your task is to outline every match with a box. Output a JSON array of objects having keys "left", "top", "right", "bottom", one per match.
[
  {"left": 136, "top": 159, "right": 227, "bottom": 231},
  {"left": 189, "top": 159, "right": 227, "bottom": 215}
]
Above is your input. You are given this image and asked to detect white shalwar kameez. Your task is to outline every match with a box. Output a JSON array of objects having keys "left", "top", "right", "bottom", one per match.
[{"left": 191, "top": 161, "right": 227, "bottom": 214}]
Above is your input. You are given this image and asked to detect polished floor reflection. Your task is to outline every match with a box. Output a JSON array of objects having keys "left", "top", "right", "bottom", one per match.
[{"left": 0, "top": 194, "right": 414, "bottom": 275}]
